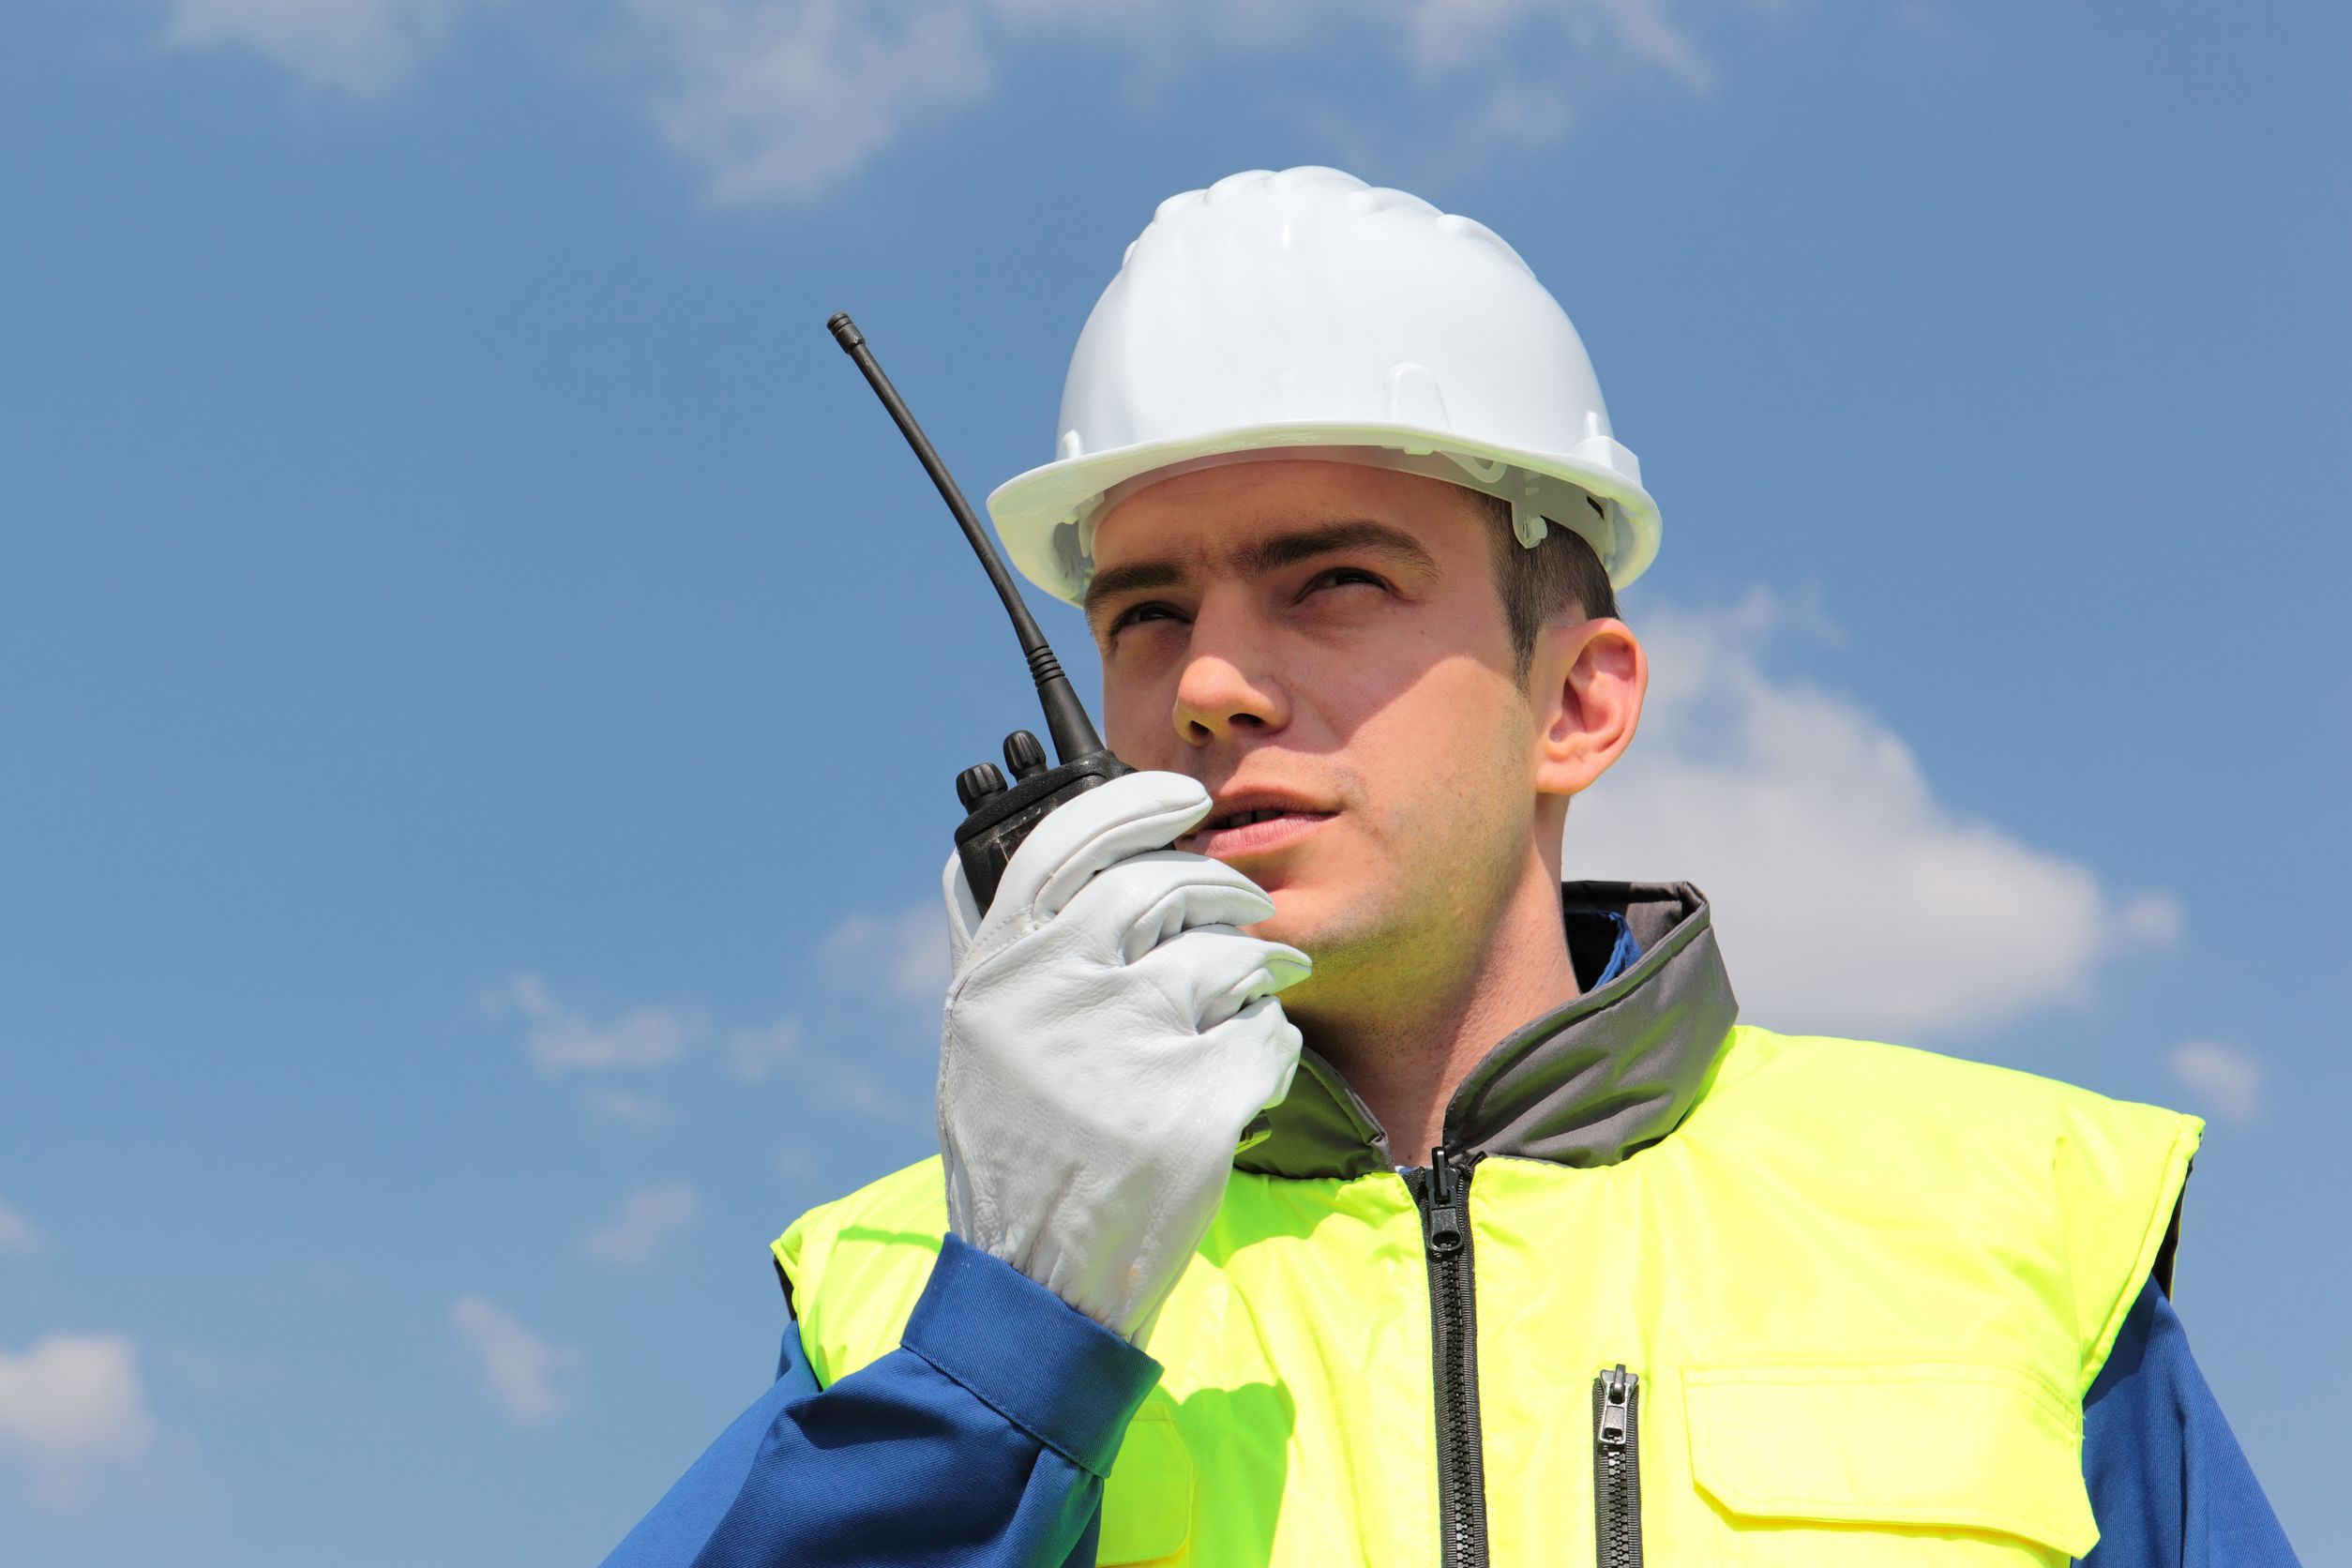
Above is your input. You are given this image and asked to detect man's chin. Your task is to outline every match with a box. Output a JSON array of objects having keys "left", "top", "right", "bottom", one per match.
[{"left": 1244, "top": 885, "right": 1377, "bottom": 978}]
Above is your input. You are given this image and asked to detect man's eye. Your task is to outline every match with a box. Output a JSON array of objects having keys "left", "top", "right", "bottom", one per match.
[
  {"left": 1108, "top": 600, "right": 1184, "bottom": 634},
  {"left": 1302, "top": 566, "right": 1390, "bottom": 596}
]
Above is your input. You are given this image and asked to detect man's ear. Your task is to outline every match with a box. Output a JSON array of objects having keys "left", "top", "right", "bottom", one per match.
[{"left": 1530, "top": 617, "right": 1646, "bottom": 798}]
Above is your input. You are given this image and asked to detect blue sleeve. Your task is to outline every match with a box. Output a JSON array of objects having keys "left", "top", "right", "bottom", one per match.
[
  {"left": 2080, "top": 1276, "right": 2300, "bottom": 1566},
  {"left": 602, "top": 1234, "right": 1164, "bottom": 1568}
]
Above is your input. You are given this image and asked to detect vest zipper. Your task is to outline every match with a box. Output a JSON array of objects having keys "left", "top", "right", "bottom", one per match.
[
  {"left": 1414, "top": 1147, "right": 1489, "bottom": 1568},
  {"left": 1591, "top": 1364, "right": 1643, "bottom": 1568}
]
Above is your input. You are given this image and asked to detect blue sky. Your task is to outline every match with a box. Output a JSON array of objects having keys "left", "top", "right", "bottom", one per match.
[{"left": 1, "top": 1, "right": 2344, "bottom": 1561}]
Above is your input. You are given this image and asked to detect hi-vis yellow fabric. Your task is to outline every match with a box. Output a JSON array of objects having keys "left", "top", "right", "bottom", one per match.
[{"left": 775, "top": 1028, "right": 2201, "bottom": 1566}]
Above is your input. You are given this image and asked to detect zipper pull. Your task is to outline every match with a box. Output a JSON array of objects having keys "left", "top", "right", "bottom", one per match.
[
  {"left": 1598, "top": 1364, "right": 1634, "bottom": 1447},
  {"left": 1592, "top": 1364, "right": 1644, "bottom": 1566},
  {"left": 1423, "top": 1147, "right": 1465, "bottom": 1255}
]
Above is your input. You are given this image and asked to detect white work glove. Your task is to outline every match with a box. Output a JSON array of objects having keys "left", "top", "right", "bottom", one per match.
[{"left": 937, "top": 770, "right": 1310, "bottom": 1348}]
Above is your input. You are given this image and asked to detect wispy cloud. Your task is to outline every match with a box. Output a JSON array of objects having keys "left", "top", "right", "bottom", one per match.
[
  {"left": 1569, "top": 591, "right": 2180, "bottom": 1042},
  {"left": 822, "top": 905, "right": 949, "bottom": 1005},
  {"left": 2167, "top": 1039, "right": 2264, "bottom": 1125},
  {"left": 494, "top": 973, "right": 696, "bottom": 1075},
  {"left": 0, "top": 1334, "right": 158, "bottom": 1508},
  {"left": 624, "top": 0, "right": 1718, "bottom": 203},
  {"left": 157, "top": 0, "right": 466, "bottom": 98},
  {"left": 449, "top": 1296, "right": 580, "bottom": 1425},
  {"left": 579, "top": 1087, "right": 676, "bottom": 1125},
  {"left": 493, "top": 957, "right": 916, "bottom": 1116},
  {"left": 0, "top": 1199, "right": 44, "bottom": 1258},
  {"left": 151, "top": 0, "right": 1727, "bottom": 202},
  {"left": 825, "top": 1063, "right": 915, "bottom": 1122},
  {"left": 583, "top": 1182, "right": 700, "bottom": 1265},
  {"left": 618, "top": 0, "right": 997, "bottom": 205},
  {"left": 727, "top": 1019, "right": 801, "bottom": 1081}
]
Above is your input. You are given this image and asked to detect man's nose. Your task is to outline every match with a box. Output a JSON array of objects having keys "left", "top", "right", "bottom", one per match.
[{"left": 1171, "top": 605, "right": 1289, "bottom": 746}]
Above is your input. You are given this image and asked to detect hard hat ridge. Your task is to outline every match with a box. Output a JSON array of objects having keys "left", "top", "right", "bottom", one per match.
[{"left": 988, "top": 166, "right": 1662, "bottom": 604}]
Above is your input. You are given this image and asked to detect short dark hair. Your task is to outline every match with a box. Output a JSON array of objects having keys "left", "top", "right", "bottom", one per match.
[{"left": 1469, "top": 490, "right": 1620, "bottom": 680}]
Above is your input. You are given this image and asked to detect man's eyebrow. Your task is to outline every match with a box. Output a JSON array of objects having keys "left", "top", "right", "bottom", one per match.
[
  {"left": 1234, "top": 519, "right": 1439, "bottom": 578},
  {"left": 1083, "top": 559, "right": 1187, "bottom": 621},
  {"left": 1082, "top": 518, "right": 1441, "bottom": 624}
]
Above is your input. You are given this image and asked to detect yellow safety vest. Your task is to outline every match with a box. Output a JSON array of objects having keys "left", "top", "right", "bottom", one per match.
[{"left": 774, "top": 885, "right": 2199, "bottom": 1566}]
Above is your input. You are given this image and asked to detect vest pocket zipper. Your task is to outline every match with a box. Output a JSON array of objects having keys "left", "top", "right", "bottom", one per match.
[{"left": 1592, "top": 1364, "right": 1642, "bottom": 1567}]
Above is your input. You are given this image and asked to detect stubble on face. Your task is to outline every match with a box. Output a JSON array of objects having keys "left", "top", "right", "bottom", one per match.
[
  {"left": 1268, "top": 682, "right": 1539, "bottom": 1034},
  {"left": 1087, "top": 460, "right": 1546, "bottom": 1039}
]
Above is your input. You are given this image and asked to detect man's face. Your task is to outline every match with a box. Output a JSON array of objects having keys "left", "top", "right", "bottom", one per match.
[{"left": 1084, "top": 459, "right": 1545, "bottom": 996}]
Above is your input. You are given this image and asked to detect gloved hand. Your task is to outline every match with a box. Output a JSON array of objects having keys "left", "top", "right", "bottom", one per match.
[{"left": 937, "top": 770, "right": 1310, "bottom": 1348}]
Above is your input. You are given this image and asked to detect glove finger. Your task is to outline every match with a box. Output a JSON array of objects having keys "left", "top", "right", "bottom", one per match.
[
  {"left": 1055, "top": 850, "right": 1280, "bottom": 963},
  {"left": 1124, "top": 924, "right": 1312, "bottom": 1031},
  {"left": 986, "top": 771, "right": 1214, "bottom": 932},
  {"left": 1195, "top": 994, "right": 1306, "bottom": 1120},
  {"left": 941, "top": 849, "right": 982, "bottom": 975},
  {"left": 1195, "top": 935, "right": 1312, "bottom": 1026}
]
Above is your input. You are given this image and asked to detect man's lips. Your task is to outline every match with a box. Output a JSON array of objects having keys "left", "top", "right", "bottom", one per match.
[{"left": 1180, "top": 793, "right": 1337, "bottom": 858}]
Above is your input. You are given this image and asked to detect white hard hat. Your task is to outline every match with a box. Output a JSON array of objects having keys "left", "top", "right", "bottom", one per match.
[{"left": 988, "top": 166, "right": 1662, "bottom": 605}]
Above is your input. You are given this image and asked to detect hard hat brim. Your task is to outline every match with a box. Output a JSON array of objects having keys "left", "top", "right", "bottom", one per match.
[{"left": 987, "top": 422, "right": 1662, "bottom": 606}]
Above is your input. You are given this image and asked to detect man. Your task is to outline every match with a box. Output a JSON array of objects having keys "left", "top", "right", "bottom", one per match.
[{"left": 607, "top": 168, "right": 2297, "bottom": 1565}]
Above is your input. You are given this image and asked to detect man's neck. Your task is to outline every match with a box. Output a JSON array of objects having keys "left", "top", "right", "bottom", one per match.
[{"left": 1290, "top": 862, "right": 1581, "bottom": 1162}]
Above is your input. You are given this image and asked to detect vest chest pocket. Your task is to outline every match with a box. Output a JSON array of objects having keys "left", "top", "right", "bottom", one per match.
[
  {"left": 1682, "top": 1362, "right": 2097, "bottom": 1568},
  {"left": 1098, "top": 1401, "right": 1194, "bottom": 1565}
]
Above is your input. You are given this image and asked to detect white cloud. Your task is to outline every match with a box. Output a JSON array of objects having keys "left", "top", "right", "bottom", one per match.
[
  {"left": 0, "top": 1334, "right": 159, "bottom": 1506},
  {"left": 2113, "top": 892, "right": 2185, "bottom": 948},
  {"left": 625, "top": 0, "right": 1716, "bottom": 202},
  {"left": 822, "top": 905, "right": 949, "bottom": 1005},
  {"left": 579, "top": 1086, "right": 676, "bottom": 1124},
  {"left": 728, "top": 1019, "right": 801, "bottom": 1081},
  {"left": 1567, "top": 592, "right": 2178, "bottom": 1042},
  {"left": 158, "top": 0, "right": 465, "bottom": 98},
  {"left": 2167, "top": 1039, "right": 2264, "bottom": 1125},
  {"left": 583, "top": 1182, "right": 700, "bottom": 1265},
  {"left": 449, "top": 1296, "right": 580, "bottom": 1425},
  {"left": 0, "top": 1200, "right": 44, "bottom": 1257},
  {"left": 1386, "top": 0, "right": 1713, "bottom": 92},
  {"left": 826, "top": 1063, "right": 914, "bottom": 1121},
  {"left": 496, "top": 973, "right": 695, "bottom": 1074},
  {"left": 1897, "top": 1, "right": 1945, "bottom": 34},
  {"left": 157, "top": 0, "right": 1724, "bottom": 201},
  {"left": 619, "top": 0, "right": 997, "bottom": 205}
]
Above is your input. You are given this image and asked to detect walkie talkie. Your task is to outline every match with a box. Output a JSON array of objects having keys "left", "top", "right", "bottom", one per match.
[{"left": 829, "top": 313, "right": 1133, "bottom": 914}]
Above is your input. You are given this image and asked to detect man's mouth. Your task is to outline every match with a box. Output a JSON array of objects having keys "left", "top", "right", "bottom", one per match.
[
  {"left": 1182, "top": 799, "right": 1336, "bottom": 858},
  {"left": 1206, "top": 807, "right": 1297, "bottom": 831}
]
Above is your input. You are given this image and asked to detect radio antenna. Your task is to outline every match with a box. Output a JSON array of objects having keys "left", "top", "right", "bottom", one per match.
[{"left": 827, "top": 312, "right": 1104, "bottom": 768}]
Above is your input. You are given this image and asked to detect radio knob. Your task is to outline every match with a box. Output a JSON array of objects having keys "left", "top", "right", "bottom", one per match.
[
  {"left": 956, "top": 762, "right": 1010, "bottom": 811},
  {"left": 1003, "top": 730, "right": 1048, "bottom": 781}
]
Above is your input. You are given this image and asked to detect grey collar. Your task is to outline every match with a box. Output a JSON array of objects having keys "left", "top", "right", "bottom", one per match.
[{"left": 1237, "top": 882, "right": 1740, "bottom": 1180}]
